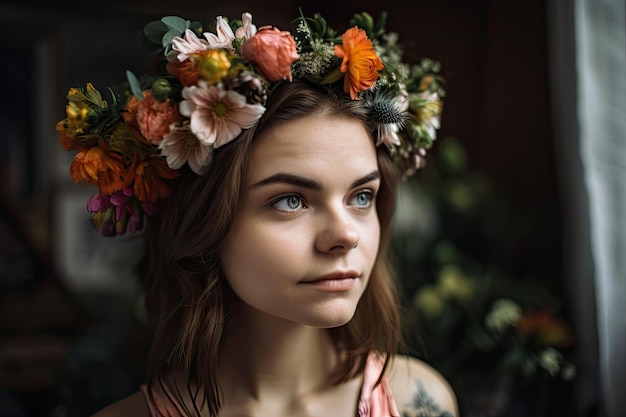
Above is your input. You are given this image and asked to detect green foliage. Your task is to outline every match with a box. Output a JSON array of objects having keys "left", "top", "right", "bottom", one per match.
[{"left": 393, "top": 136, "right": 577, "bottom": 387}]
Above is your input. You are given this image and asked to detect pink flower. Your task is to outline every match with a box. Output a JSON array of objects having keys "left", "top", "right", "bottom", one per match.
[
  {"left": 171, "top": 29, "right": 209, "bottom": 62},
  {"left": 241, "top": 26, "right": 299, "bottom": 82},
  {"left": 203, "top": 15, "right": 235, "bottom": 49},
  {"left": 179, "top": 81, "right": 265, "bottom": 148},
  {"left": 235, "top": 12, "right": 257, "bottom": 40},
  {"left": 87, "top": 193, "right": 111, "bottom": 213},
  {"left": 159, "top": 123, "right": 214, "bottom": 175}
]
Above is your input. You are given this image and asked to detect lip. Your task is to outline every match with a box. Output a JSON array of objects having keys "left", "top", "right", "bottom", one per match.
[{"left": 300, "top": 271, "right": 360, "bottom": 292}]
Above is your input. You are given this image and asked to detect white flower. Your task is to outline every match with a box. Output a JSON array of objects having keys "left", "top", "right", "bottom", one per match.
[
  {"left": 537, "top": 347, "right": 563, "bottom": 377},
  {"left": 179, "top": 81, "right": 265, "bottom": 148},
  {"left": 485, "top": 298, "right": 522, "bottom": 333},
  {"left": 159, "top": 123, "right": 213, "bottom": 175},
  {"left": 171, "top": 29, "right": 209, "bottom": 62},
  {"left": 411, "top": 90, "right": 442, "bottom": 141},
  {"left": 203, "top": 16, "right": 235, "bottom": 49},
  {"left": 378, "top": 125, "right": 402, "bottom": 149},
  {"left": 235, "top": 12, "right": 257, "bottom": 40}
]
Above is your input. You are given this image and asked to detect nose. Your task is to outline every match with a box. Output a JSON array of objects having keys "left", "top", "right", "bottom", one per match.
[{"left": 314, "top": 205, "right": 360, "bottom": 254}]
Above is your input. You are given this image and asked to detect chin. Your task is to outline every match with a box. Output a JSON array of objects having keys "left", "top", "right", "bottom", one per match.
[{"left": 297, "top": 304, "right": 359, "bottom": 329}]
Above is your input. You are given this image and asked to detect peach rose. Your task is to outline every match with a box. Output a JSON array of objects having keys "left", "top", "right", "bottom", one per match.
[
  {"left": 133, "top": 91, "right": 181, "bottom": 143},
  {"left": 241, "top": 26, "right": 299, "bottom": 82}
]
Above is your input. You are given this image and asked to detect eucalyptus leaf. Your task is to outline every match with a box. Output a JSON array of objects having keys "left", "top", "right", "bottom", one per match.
[
  {"left": 144, "top": 20, "right": 168, "bottom": 44},
  {"left": 161, "top": 16, "right": 190, "bottom": 33},
  {"left": 126, "top": 71, "right": 144, "bottom": 100},
  {"left": 162, "top": 28, "right": 182, "bottom": 49}
]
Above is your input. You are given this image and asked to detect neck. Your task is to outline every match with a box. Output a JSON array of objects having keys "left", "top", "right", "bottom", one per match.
[{"left": 218, "top": 299, "right": 339, "bottom": 401}]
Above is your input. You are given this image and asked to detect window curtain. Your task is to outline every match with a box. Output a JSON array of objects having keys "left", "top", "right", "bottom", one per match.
[{"left": 548, "top": 0, "right": 626, "bottom": 416}]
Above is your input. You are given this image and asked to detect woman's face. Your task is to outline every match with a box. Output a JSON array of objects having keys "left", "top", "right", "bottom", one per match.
[{"left": 221, "top": 114, "right": 381, "bottom": 328}]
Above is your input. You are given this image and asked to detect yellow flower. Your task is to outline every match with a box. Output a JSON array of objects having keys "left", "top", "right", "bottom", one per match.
[
  {"left": 413, "top": 284, "right": 445, "bottom": 319},
  {"left": 67, "top": 82, "right": 106, "bottom": 108},
  {"left": 334, "top": 27, "right": 384, "bottom": 99},
  {"left": 195, "top": 49, "right": 232, "bottom": 84},
  {"left": 436, "top": 265, "right": 474, "bottom": 300},
  {"left": 64, "top": 101, "right": 91, "bottom": 136}
]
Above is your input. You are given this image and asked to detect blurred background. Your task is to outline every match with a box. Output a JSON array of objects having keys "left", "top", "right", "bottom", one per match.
[{"left": 0, "top": 0, "right": 624, "bottom": 416}]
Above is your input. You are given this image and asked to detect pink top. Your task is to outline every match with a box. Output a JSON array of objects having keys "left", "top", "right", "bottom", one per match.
[{"left": 140, "top": 354, "right": 400, "bottom": 417}]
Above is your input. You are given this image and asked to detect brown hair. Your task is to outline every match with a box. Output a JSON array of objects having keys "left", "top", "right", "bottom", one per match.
[{"left": 139, "top": 79, "right": 402, "bottom": 416}]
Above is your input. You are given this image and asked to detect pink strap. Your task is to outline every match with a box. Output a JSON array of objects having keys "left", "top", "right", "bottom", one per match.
[
  {"left": 140, "top": 382, "right": 187, "bottom": 417},
  {"left": 357, "top": 354, "right": 400, "bottom": 417}
]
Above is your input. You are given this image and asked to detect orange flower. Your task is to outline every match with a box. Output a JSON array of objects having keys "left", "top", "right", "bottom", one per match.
[
  {"left": 334, "top": 27, "right": 384, "bottom": 99},
  {"left": 69, "top": 140, "right": 129, "bottom": 195},
  {"left": 131, "top": 154, "right": 179, "bottom": 203},
  {"left": 517, "top": 311, "right": 574, "bottom": 348},
  {"left": 56, "top": 120, "right": 84, "bottom": 151},
  {"left": 241, "top": 26, "right": 299, "bottom": 82},
  {"left": 167, "top": 58, "right": 203, "bottom": 87}
]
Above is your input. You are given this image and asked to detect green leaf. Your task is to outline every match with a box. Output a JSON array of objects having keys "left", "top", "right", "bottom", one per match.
[
  {"left": 107, "top": 87, "right": 119, "bottom": 109},
  {"left": 351, "top": 12, "right": 374, "bottom": 32},
  {"left": 161, "top": 16, "right": 190, "bottom": 33},
  {"left": 126, "top": 71, "right": 144, "bottom": 100},
  {"left": 374, "top": 12, "right": 388, "bottom": 37},
  {"left": 319, "top": 68, "right": 344, "bottom": 85},
  {"left": 162, "top": 28, "right": 182, "bottom": 49},
  {"left": 143, "top": 20, "right": 168, "bottom": 45},
  {"left": 520, "top": 356, "right": 538, "bottom": 378},
  {"left": 190, "top": 20, "right": 203, "bottom": 33}
]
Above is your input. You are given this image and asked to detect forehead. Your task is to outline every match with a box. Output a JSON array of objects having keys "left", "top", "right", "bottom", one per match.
[{"left": 248, "top": 115, "right": 378, "bottom": 182}]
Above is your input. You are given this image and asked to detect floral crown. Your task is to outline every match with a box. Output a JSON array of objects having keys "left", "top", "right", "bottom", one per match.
[{"left": 56, "top": 10, "right": 445, "bottom": 236}]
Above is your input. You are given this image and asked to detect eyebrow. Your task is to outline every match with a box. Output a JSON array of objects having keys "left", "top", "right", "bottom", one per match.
[{"left": 250, "top": 170, "right": 380, "bottom": 191}]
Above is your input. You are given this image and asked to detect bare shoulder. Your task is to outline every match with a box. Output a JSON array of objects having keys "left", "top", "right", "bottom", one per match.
[
  {"left": 90, "top": 391, "right": 150, "bottom": 417},
  {"left": 387, "top": 354, "right": 459, "bottom": 417}
]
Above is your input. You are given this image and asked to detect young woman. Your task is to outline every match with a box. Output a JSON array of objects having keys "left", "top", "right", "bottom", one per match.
[{"left": 57, "top": 10, "right": 457, "bottom": 417}]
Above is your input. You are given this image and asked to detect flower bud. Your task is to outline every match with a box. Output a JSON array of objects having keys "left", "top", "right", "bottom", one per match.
[{"left": 151, "top": 79, "right": 174, "bottom": 102}]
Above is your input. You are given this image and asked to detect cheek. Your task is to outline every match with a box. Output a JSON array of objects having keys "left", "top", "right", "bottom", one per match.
[
  {"left": 221, "top": 222, "right": 304, "bottom": 292},
  {"left": 363, "top": 218, "right": 381, "bottom": 262}
]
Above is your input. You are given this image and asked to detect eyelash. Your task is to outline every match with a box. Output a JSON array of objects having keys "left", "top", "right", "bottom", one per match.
[
  {"left": 271, "top": 193, "right": 308, "bottom": 212},
  {"left": 270, "top": 190, "right": 376, "bottom": 213}
]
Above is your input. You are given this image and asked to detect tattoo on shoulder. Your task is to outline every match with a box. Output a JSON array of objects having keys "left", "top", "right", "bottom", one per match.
[{"left": 400, "top": 379, "right": 454, "bottom": 417}]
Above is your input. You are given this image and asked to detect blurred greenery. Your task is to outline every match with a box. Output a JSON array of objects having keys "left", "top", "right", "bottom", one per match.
[{"left": 393, "top": 137, "right": 576, "bottom": 417}]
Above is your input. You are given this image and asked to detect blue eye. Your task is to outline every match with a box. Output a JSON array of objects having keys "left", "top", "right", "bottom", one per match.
[
  {"left": 273, "top": 194, "right": 305, "bottom": 211},
  {"left": 350, "top": 191, "right": 374, "bottom": 208}
]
